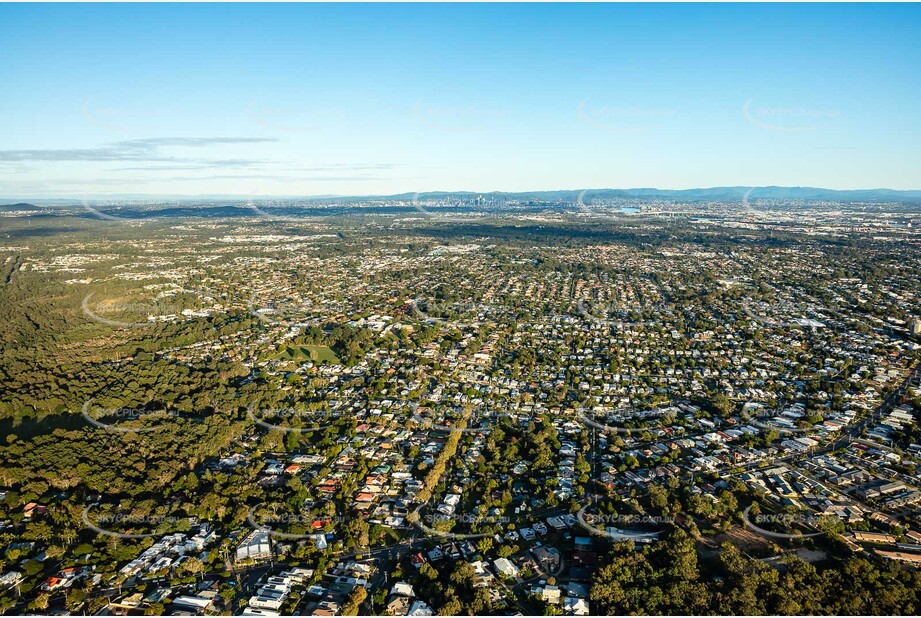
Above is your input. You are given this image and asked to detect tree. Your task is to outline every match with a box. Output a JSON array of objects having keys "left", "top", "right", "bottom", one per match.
[
  {"left": 181, "top": 556, "right": 205, "bottom": 580},
  {"left": 438, "top": 597, "right": 463, "bottom": 615},
  {"left": 340, "top": 586, "right": 367, "bottom": 616},
  {"left": 450, "top": 562, "right": 475, "bottom": 587},
  {"left": 420, "top": 562, "right": 439, "bottom": 581},
  {"left": 710, "top": 394, "right": 734, "bottom": 417},
  {"left": 648, "top": 484, "right": 669, "bottom": 511},
  {"left": 344, "top": 517, "right": 370, "bottom": 549},
  {"left": 28, "top": 593, "right": 50, "bottom": 612}
]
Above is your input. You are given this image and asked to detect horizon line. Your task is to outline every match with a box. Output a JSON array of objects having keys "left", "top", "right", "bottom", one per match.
[{"left": 4, "top": 184, "right": 921, "bottom": 203}]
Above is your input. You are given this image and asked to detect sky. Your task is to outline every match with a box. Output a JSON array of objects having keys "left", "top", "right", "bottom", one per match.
[{"left": 1, "top": 2, "right": 920, "bottom": 199}]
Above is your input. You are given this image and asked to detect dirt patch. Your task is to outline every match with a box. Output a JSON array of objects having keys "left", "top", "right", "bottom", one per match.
[{"left": 701, "top": 525, "right": 773, "bottom": 555}]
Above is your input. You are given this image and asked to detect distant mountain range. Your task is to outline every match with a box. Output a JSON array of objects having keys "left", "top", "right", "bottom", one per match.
[
  {"left": 4, "top": 186, "right": 921, "bottom": 212},
  {"left": 380, "top": 186, "right": 921, "bottom": 203}
]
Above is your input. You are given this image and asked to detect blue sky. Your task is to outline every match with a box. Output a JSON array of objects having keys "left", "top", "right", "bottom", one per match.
[{"left": 1, "top": 3, "right": 919, "bottom": 198}]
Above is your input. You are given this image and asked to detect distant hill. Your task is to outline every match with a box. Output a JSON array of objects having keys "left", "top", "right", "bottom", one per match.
[
  {"left": 0, "top": 202, "right": 44, "bottom": 212},
  {"left": 377, "top": 186, "right": 921, "bottom": 203}
]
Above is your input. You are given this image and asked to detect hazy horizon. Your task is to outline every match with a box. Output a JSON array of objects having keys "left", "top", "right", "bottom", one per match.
[{"left": 5, "top": 184, "right": 921, "bottom": 204}]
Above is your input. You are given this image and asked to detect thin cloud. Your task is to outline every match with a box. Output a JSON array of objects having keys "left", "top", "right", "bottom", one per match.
[
  {"left": 158, "top": 174, "right": 383, "bottom": 182},
  {"left": 290, "top": 164, "right": 397, "bottom": 172},
  {"left": 0, "top": 137, "right": 277, "bottom": 162},
  {"left": 112, "top": 160, "right": 267, "bottom": 172},
  {"left": 0, "top": 173, "right": 384, "bottom": 188}
]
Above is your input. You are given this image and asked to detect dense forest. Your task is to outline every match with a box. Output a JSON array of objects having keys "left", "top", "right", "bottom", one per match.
[{"left": 591, "top": 530, "right": 921, "bottom": 615}]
